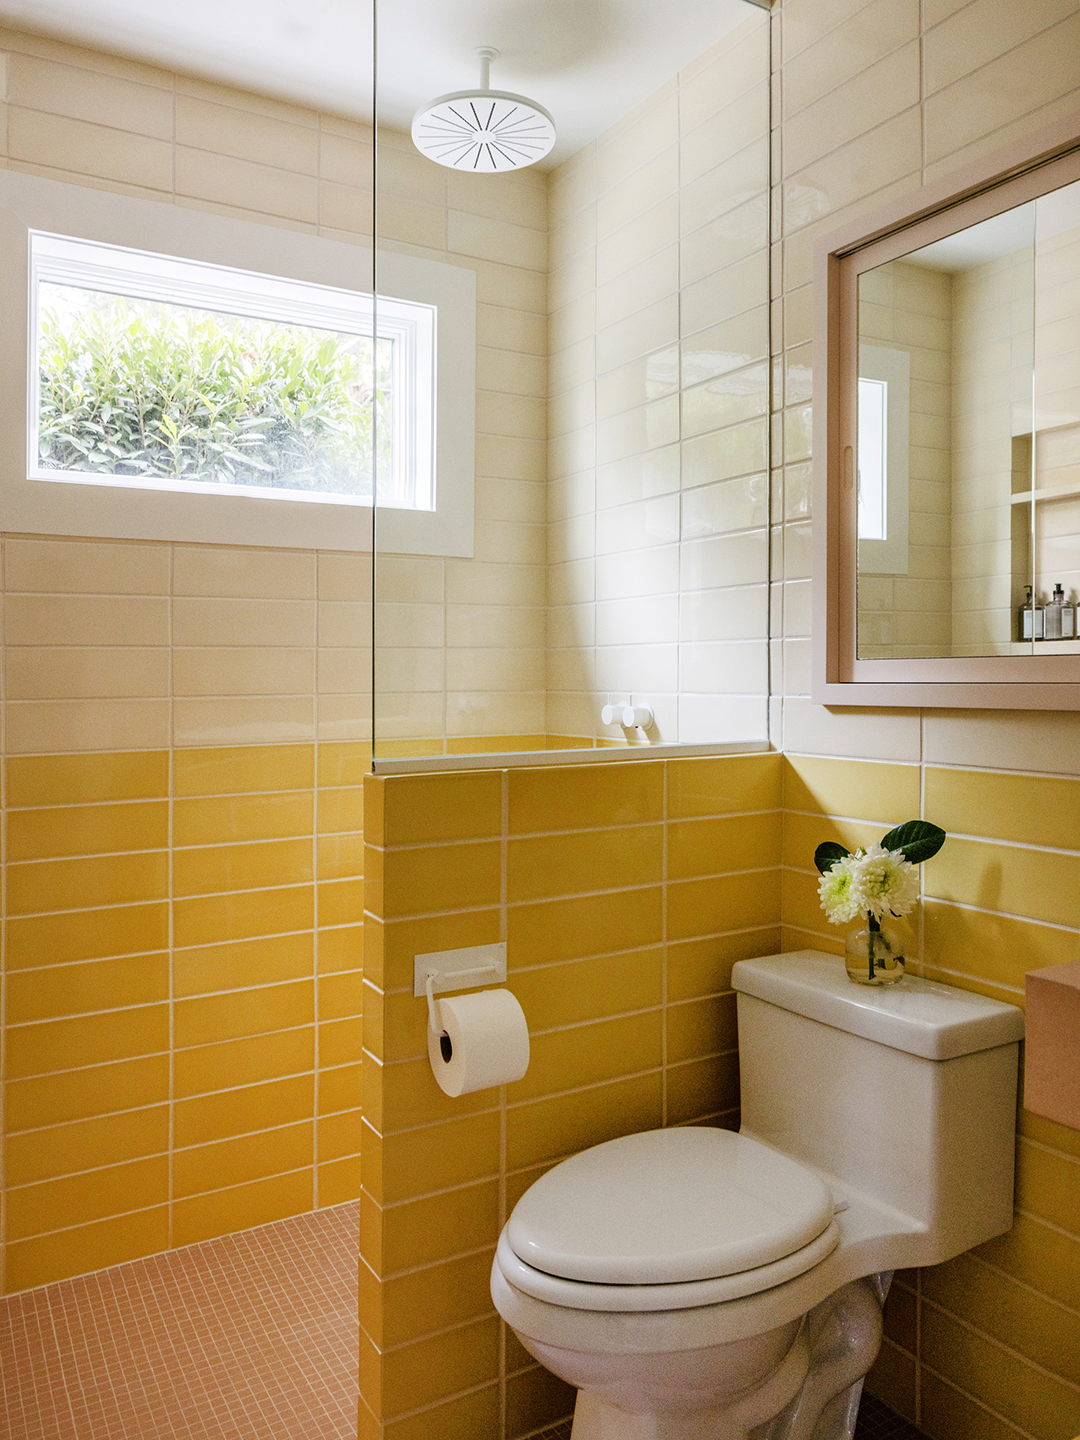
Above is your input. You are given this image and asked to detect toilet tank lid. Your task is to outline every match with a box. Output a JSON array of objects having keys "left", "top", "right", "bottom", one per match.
[{"left": 732, "top": 951, "right": 1024, "bottom": 1059}]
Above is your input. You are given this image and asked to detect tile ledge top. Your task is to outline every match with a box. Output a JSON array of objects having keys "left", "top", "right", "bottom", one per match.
[{"left": 372, "top": 738, "right": 771, "bottom": 774}]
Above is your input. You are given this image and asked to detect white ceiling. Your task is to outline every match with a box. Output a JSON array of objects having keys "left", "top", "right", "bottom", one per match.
[{"left": 0, "top": 0, "right": 760, "bottom": 165}]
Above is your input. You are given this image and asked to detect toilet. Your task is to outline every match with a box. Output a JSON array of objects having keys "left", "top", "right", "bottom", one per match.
[{"left": 491, "top": 950, "right": 1024, "bottom": 1439}]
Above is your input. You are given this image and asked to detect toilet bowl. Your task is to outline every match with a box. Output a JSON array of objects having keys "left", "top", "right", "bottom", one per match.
[
  {"left": 491, "top": 951, "right": 1025, "bottom": 1439},
  {"left": 491, "top": 1127, "right": 887, "bottom": 1440}
]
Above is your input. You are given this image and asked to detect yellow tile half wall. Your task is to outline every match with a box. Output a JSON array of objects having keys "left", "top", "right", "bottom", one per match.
[
  {"left": 360, "top": 751, "right": 782, "bottom": 1440},
  {"left": 361, "top": 748, "right": 1080, "bottom": 1440},
  {"left": 364, "top": 754, "right": 789, "bottom": 1440}
]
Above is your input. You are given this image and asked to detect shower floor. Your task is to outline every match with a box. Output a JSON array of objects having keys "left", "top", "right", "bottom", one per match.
[{"left": 0, "top": 1202, "right": 358, "bottom": 1440}]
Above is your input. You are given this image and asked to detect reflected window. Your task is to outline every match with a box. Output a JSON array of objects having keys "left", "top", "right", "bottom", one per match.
[
  {"left": 857, "top": 343, "right": 910, "bottom": 575},
  {"left": 857, "top": 376, "right": 887, "bottom": 541}
]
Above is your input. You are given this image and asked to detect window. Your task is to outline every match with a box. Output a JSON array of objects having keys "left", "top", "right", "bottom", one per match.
[
  {"left": 0, "top": 171, "right": 475, "bottom": 555},
  {"left": 32, "top": 232, "right": 436, "bottom": 511}
]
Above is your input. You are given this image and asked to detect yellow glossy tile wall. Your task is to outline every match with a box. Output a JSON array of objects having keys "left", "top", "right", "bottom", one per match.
[
  {"left": 362, "top": 751, "right": 782, "bottom": 1438},
  {"left": 782, "top": 754, "right": 1080, "bottom": 1437},
  {"left": 1, "top": 738, "right": 365, "bottom": 1296}
]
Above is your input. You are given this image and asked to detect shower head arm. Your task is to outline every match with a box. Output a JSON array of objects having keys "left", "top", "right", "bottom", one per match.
[{"left": 476, "top": 46, "right": 498, "bottom": 92}]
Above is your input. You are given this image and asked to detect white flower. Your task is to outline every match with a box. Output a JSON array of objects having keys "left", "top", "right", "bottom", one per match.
[
  {"left": 818, "top": 853, "right": 866, "bottom": 925},
  {"left": 853, "top": 843, "right": 920, "bottom": 921},
  {"left": 818, "top": 843, "right": 920, "bottom": 924}
]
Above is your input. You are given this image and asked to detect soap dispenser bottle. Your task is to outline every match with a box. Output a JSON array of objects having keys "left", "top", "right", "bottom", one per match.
[
  {"left": 1022, "top": 586, "right": 1045, "bottom": 639},
  {"left": 1046, "top": 584, "right": 1064, "bottom": 640},
  {"left": 1058, "top": 584, "right": 1076, "bottom": 639}
]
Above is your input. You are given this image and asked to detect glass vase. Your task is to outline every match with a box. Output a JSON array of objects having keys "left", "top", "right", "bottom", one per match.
[{"left": 844, "top": 920, "right": 905, "bottom": 986}]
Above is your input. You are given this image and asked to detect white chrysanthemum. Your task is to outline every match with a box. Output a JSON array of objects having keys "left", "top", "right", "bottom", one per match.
[
  {"left": 850, "top": 843, "right": 920, "bottom": 921},
  {"left": 818, "top": 853, "right": 865, "bottom": 924}
]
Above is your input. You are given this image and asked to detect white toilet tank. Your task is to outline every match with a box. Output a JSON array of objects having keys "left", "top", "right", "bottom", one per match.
[{"left": 732, "top": 951, "right": 1025, "bottom": 1268}]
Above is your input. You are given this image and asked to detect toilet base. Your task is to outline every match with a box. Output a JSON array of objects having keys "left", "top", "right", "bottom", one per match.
[{"left": 566, "top": 1277, "right": 886, "bottom": 1440}]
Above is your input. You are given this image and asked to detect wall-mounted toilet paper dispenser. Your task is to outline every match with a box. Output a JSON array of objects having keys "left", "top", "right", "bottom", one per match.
[{"left": 414, "top": 943, "right": 530, "bottom": 1097}]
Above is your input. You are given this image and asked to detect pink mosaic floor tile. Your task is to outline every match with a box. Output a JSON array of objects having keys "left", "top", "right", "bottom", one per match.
[{"left": 0, "top": 1203, "right": 358, "bottom": 1440}]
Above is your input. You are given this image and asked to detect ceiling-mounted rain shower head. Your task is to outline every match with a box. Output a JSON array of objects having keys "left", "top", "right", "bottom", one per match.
[{"left": 411, "top": 48, "right": 556, "bottom": 173}]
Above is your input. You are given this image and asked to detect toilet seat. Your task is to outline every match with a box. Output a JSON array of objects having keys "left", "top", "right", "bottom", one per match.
[
  {"left": 507, "top": 1127, "right": 836, "bottom": 1287},
  {"left": 496, "top": 1219, "right": 841, "bottom": 1312},
  {"left": 501, "top": 1128, "right": 841, "bottom": 1313}
]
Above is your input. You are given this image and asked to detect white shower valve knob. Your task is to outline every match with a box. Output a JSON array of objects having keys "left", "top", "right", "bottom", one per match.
[
  {"left": 622, "top": 704, "right": 654, "bottom": 730},
  {"left": 601, "top": 703, "right": 619, "bottom": 725}
]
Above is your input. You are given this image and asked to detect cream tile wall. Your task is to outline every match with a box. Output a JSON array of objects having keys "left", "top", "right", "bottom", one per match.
[
  {"left": 774, "top": 0, "right": 1080, "bottom": 1433},
  {"left": 0, "top": 21, "right": 549, "bottom": 763},
  {"left": 858, "top": 259, "right": 953, "bottom": 658},
  {"left": 951, "top": 245, "right": 1034, "bottom": 652},
  {"left": 373, "top": 131, "right": 548, "bottom": 757},
  {"left": 1033, "top": 217, "right": 1080, "bottom": 614},
  {"left": 547, "top": 12, "right": 772, "bottom": 748}
]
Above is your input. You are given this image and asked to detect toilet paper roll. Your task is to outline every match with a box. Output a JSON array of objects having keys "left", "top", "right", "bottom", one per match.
[{"left": 428, "top": 988, "right": 530, "bottom": 1097}]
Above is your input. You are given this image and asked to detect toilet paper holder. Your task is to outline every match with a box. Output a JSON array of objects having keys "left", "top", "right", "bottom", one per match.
[
  {"left": 426, "top": 966, "right": 503, "bottom": 1037},
  {"left": 414, "top": 942, "right": 508, "bottom": 1036}
]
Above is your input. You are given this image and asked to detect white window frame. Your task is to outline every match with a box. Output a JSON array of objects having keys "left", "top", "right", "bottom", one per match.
[
  {"left": 31, "top": 232, "right": 436, "bottom": 512},
  {"left": 857, "top": 343, "right": 910, "bottom": 575},
  {"left": 0, "top": 170, "right": 476, "bottom": 556}
]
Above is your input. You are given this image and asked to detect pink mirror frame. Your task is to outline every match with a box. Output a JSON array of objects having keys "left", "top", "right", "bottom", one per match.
[{"left": 812, "top": 111, "right": 1080, "bottom": 709}]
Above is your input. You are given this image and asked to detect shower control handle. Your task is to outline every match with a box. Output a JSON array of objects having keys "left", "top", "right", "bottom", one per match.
[
  {"left": 601, "top": 702, "right": 654, "bottom": 730},
  {"left": 621, "top": 704, "right": 654, "bottom": 730}
]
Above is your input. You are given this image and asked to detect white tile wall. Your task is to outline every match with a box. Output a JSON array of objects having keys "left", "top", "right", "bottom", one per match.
[{"left": 547, "top": 9, "right": 772, "bottom": 747}]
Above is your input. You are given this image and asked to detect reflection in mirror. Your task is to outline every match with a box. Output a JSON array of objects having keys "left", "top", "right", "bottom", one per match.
[
  {"left": 856, "top": 203, "right": 1038, "bottom": 659},
  {"left": 1032, "top": 180, "right": 1080, "bottom": 645}
]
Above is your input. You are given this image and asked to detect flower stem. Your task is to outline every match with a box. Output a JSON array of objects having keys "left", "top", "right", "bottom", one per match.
[{"left": 867, "top": 910, "right": 878, "bottom": 979}]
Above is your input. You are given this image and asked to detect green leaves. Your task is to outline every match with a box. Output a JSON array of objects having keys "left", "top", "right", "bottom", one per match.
[
  {"left": 814, "top": 820, "right": 946, "bottom": 873},
  {"left": 37, "top": 296, "right": 392, "bottom": 498},
  {"left": 815, "top": 842, "right": 851, "bottom": 874},
  {"left": 880, "top": 820, "right": 946, "bottom": 864}
]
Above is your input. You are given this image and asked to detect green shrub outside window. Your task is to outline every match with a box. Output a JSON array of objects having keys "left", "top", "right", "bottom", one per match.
[{"left": 37, "top": 288, "right": 391, "bottom": 497}]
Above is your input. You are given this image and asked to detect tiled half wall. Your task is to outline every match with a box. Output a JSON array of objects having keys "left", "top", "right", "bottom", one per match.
[
  {"left": 359, "top": 751, "right": 782, "bottom": 1440},
  {"left": 361, "top": 750, "right": 1080, "bottom": 1440}
]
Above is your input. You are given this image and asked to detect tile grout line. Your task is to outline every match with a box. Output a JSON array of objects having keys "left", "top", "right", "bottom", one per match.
[
  {"left": 1, "top": 531, "right": 6, "bottom": 1298},
  {"left": 312, "top": 551, "right": 320, "bottom": 1217},
  {"left": 167, "top": 537, "right": 176, "bottom": 1254},
  {"left": 499, "top": 763, "right": 509, "bottom": 1440}
]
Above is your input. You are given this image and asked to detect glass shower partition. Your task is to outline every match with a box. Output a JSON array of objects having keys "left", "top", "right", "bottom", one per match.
[{"left": 371, "top": 0, "right": 773, "bottom": 767}]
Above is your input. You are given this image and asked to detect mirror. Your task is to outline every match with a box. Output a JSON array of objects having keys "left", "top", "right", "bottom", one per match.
[
  {"left": 856, "top": 200, "right": 1038, "bottom": 660},
  {"left": 814, "top": 115, "right": 1080, "bottom": 706}
]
